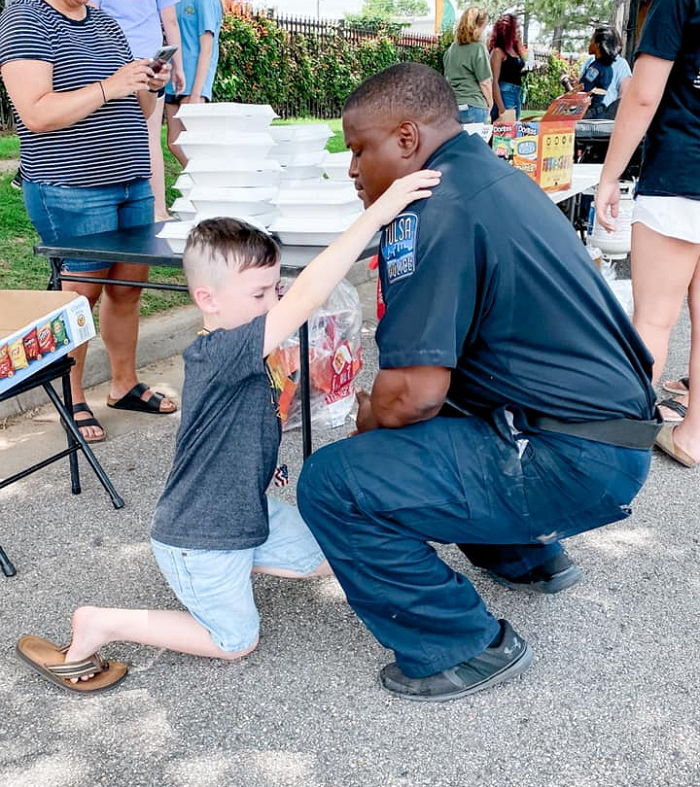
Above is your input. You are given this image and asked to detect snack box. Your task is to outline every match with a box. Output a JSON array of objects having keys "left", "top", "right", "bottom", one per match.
[
  {"left": 0, "top": 291, "right": 95, "bottom": 395},
  {"left": 175, "top": 131, "right": 276, "bottom": 161},
  {"left": 508, "top": 94, "right": 590, "bottom": 191},
  {"left": 323, "top": 151, "right": 352, "bottom": 182},
  {"left": 184, "top": 158, "right": 281, "bottom": 188}
]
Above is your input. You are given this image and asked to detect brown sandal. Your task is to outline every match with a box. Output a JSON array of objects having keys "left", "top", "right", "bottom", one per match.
[
  {"left": 15, "top": 635, "right": 128, "bottom": 694},
  {"left": 654, "top": 425, "right": 698, "bottom": 469}
]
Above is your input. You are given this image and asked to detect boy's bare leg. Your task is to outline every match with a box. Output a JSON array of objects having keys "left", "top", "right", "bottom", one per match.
[
  {"left": 252, "top": 560, "right": 333, "bottom": 579},
  {"left": 64, "top": 606, "right": 256, "bottom": 680}
]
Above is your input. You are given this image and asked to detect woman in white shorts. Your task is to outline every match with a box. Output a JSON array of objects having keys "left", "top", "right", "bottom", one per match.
[{"left": 597, "top": 0, "right": 700, "bottom": 467}]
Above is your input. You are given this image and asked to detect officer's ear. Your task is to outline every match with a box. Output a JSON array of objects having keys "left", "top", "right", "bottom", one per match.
[{"left": 396, "top": 120, "right": 420, "bottom": 158}]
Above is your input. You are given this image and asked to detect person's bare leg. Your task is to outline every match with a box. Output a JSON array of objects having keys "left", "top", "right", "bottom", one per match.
[
  {"left": 100, "top": 263, "right": 176, "bottom": 411},
  {"left": 147, "top": 96, "right": 168, "bottom": 221},
  {"left": 61, "top": 273, "right": 107, "bottom": 440},
  {"left": 631, "top": 223, "right": 700, "bottom": 387},
  {"left": 164, "top": 102, "right": 187, "bottom": 168},
  {"left": 673, "top": 257, "right": 700, "bottom": 462},
  {"left": 252, "top": 560, "right": 333, "bottom": 579},
  {"left": 64, "top": 606, "right": 256, "bottom": 673}
]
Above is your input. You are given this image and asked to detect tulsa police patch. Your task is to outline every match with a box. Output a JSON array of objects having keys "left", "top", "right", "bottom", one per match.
[{"left": 381, "top": 212, "right": 418, "bottom": 284}]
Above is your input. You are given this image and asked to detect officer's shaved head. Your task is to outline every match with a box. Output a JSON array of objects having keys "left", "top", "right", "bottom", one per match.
[
  {"left": 342, "top": 64, "right": 461, "bottom": 208},
  {"left": 344, "top": 63, "right": 458, "bottom": 126}
]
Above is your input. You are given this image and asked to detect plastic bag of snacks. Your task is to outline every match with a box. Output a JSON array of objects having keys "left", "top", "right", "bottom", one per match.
[{"left": 267, "top": 278, "right": 363, "bottom": 430}]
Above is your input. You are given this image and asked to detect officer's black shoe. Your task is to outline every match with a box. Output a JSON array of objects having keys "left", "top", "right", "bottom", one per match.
[
  {"left": 379, "top": 619, "right": 532, "bottom": 702},
  {"left": 487, "top": 550, "right": 582, "bottom": 594}
]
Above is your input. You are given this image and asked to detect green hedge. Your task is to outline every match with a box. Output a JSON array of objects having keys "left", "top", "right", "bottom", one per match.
[
  {"left": 214, "top": 16, "right": 447, "bottom": 118},
  {"left": 523, "top": 55, "right": 570, "bottom": 110}
]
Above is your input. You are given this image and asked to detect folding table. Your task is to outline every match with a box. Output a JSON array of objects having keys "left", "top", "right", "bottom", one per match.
[{"left": 0, "top": 356, "right": 125, "bottom": 577}]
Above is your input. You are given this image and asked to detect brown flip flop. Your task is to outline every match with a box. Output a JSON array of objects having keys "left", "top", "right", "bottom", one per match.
[
  {"left": 15, "top": 635, "right": 128, "bottom": 694},
  {"left": 654, "top": 424, "right": 698, "bottom": 469}
]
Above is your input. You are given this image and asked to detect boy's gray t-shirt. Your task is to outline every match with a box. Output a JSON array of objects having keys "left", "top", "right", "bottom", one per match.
[{"left": 151, "top": 315, "right": 281, "bottom": 550}]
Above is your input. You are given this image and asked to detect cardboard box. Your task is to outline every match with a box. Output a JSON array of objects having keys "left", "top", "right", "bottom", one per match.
[
  {"left": 0, "top": 290, "right": 95, "bottom": 395},
  {"left": 512, "top": 94, "right": 590, "bottom": 192}
]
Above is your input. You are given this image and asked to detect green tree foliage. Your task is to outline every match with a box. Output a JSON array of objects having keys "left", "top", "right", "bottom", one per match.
[
  {"left": 213, "top": 15, "right": 445, "bottom": 119},
  {"left": 359, "top": 0, "right": 430, "bottom": 20}
]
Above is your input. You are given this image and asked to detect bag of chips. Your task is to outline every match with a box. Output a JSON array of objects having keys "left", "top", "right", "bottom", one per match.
[
  {"left": 0, "top": 345, "right": 14, "bottom": 379},
  {"left": 37, "top": 322, "right": 57, "bottom": 355},
  {"left": 22, "top": 328, "right": 41, "bottom": 361},
  {"left": 9, "top": 338, "right": 29, "bottom": 370},
  {"left": 51, "top": 317, "right": 69, "bottom": 346},
  {"left": 267, "top": 279, "right": 363, "bottom": 430}
]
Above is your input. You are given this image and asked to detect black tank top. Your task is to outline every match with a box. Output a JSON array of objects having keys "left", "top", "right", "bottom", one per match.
[{"left": 499, "top": 52, "right": 524, "bottom": 86}]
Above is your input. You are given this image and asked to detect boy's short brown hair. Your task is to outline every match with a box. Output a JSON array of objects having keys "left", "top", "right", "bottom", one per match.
[{"left": 183, "top": 218, "right": 280, "bottom": 289}]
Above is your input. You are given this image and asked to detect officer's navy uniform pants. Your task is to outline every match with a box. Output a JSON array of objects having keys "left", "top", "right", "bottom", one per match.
[{"left": 297, "top": 409, "right": 651, "bottom": 679}]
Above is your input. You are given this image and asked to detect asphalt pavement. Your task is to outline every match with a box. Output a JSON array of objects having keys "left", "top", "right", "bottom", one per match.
[{"left": 1, "top": 278, "right": 698, "bottom": 787}]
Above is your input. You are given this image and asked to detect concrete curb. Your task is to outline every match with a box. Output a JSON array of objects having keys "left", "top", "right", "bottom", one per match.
[{"left": 0, "top": 259, "right": 375, "bottom": 420}]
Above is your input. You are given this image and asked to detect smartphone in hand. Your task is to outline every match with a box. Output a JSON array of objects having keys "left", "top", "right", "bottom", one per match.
[{"left": 151, "top": 45, "right": 178, "bottom": 74}]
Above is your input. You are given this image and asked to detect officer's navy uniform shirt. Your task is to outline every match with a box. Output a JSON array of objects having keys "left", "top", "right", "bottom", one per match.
[
  {"left": 635, "top": 0, "right": 700, "bottom": 200},
  {"left": 377, "top": 132, "right": 657, "bottom": 426}
]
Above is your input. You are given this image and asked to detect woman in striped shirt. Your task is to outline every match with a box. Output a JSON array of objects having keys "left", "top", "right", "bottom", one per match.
[{"left": 0, "top": 0, "right": 178, "bottom": 442}]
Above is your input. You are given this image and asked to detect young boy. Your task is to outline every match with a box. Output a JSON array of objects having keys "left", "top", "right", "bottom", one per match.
[{"left": 15, "top": 169, "right": 440, "bottom": 693}]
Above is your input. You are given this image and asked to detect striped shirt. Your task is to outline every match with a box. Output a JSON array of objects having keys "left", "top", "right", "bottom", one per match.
[{"left": 0, "top": 0, "right": 150, "bottom": 188}]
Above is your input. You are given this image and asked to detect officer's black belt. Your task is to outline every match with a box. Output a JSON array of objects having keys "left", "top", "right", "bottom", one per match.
[{"left": 531, "top": 414, "right": 662, "bottom": 450}]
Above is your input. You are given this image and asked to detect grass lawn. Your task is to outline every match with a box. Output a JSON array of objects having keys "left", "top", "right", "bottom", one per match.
[{"left": 0, "top": 119, "right": 347, "bottom": 316}]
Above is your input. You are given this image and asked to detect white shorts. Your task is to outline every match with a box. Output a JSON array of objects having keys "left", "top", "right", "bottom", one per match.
[{"left": 632, "top": 195, "right": 700, "bottom": 244}]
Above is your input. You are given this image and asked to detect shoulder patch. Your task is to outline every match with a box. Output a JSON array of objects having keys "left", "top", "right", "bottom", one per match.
[{"left": 381, "top": 212, "right": 419, "bottom": 284}]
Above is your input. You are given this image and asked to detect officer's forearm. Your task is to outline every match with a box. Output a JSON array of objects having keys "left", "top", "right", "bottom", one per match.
[{"left": 370, "top": 368, "right": 449, "bottom": 429}]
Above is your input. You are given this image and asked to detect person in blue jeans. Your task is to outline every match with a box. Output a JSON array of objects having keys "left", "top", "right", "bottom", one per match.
[
  {"left": 165, "top": 0, "right": 224, "bottom": 167},
  {"left": 296, "top": 63, "right": 660, "bottom": 703},
  {"left": 0, "top": 0, "right": 178, "bottom": 444},
  {"left": 443, "top": 7, "right": 492, "bottom": 125},
  {"left": 489, "top": 13, "right": 525, "bottom": 120}
]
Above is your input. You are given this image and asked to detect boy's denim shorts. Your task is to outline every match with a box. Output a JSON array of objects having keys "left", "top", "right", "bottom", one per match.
[
  {"left": 23, "top": 178, "right": 154, "bottom": 273},
  {"left": 151, "top": 498, "right": 326, "bottom": 653}
]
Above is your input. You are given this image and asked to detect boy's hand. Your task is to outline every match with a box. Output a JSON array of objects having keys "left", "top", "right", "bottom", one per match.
[{"left": 366, "top": 170, "right": 441, "bottom": 228}]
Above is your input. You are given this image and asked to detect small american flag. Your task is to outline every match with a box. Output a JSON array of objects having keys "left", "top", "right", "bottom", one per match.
[{"left": 273, "top": 464, "right": 290, "bottom": 487}]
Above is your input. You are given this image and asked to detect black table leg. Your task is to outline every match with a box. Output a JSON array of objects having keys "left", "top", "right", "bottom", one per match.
[
  {"left": 47, "top": 257, "right": 63, "bottom": 291},
  {"left": 43, "top": 382, "right": 125, "bottom": 510},
  {"left": 0, "top": 546, "right": 17, "bottom": 577},
  {"left": 60, "top": 370, "right": 81, "bottom": 495},
  {"left": 299, "top": 322, "right": 312, "bottom": 459}
]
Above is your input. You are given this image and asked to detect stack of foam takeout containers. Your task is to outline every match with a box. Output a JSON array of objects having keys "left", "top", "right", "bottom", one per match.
[
  {"left": 267, "top": 127, "right": 365, "bottom": 246},
  {"left": 271, "top": 179, "right": 362, "bottom": 246},
  {"left": 158, "top": 103, "right": 281, "bottom": 253}
]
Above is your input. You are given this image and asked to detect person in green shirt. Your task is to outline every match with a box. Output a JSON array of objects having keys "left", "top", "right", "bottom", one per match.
[{"left": 443, "top": 7, "right": 492, "bottom": 124}]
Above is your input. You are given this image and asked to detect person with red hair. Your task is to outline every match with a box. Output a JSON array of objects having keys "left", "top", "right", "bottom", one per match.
[{"left": 489, "top": 13, "right": 525, "bottom": 121}]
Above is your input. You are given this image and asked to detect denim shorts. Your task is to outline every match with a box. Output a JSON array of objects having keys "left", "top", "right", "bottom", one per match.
[
  {"left": 492, "top": 81, "right": 522, "bottom": 120},
  {"left": 151, "top": 498, "right": 326, "bottom": 653},
  {"left": 23, "top": 178, "right": 154, "bottom": 273},
  {"left": 459, "top": 106, "right": 489, "bottom": 124}
]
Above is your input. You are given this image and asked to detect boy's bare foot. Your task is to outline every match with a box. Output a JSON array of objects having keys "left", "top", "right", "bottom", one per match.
[{"left": 64, "top": 606, "right": 113, "bottom": 682}]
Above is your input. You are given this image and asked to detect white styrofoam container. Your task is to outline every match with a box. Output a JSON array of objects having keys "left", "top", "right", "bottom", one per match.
[
  {"left": 174, "top": 173, "right": 194, "bottom": 197},
  {"left": 176, "top": 131, "right": 276, "bottom": 161},
  {"left": 323, "top": 151, "right": 352, "bottom": 181},
  {"left": 274, "top": 182, "right": 361, "bottom": 221},
  {"left": 184, "top": 159, "right": 281, "bottom": 188},
  {"left": 276, "top": 149, "right": 329, "bottom": 167},
  {"left": 269, "top": 124, "right": 332, "bottom": 143},
  {"left": 171, "top": 197, "right": 197, "bottom": 222},
  {"left": 156, "top": 221, "right": 193, "bottom": 254},
  {"left": 275, "top": 181, "right": 357, "bottom": 204},
  {"left": 270, "top": 217, "right": 366, "bottom": 246},
  {"left": 280, "top": 166, "right": 326, "bottom": 182},
  {"left": 189, "top": 186, "right": 276, "bottom": 219},
  {"left": 176, "top": 102, "right": 277, "bottom": 134}
]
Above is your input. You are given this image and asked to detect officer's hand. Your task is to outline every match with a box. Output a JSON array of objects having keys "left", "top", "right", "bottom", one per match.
[
  {"left": 354, "top": 389, "right": 378, "bottom": 435},
  {"left": 367, "top": 170, "right": 441, "bottom": 228},
  {"left": 595, "top": 178, "right": 620, "bottom": 233}
]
